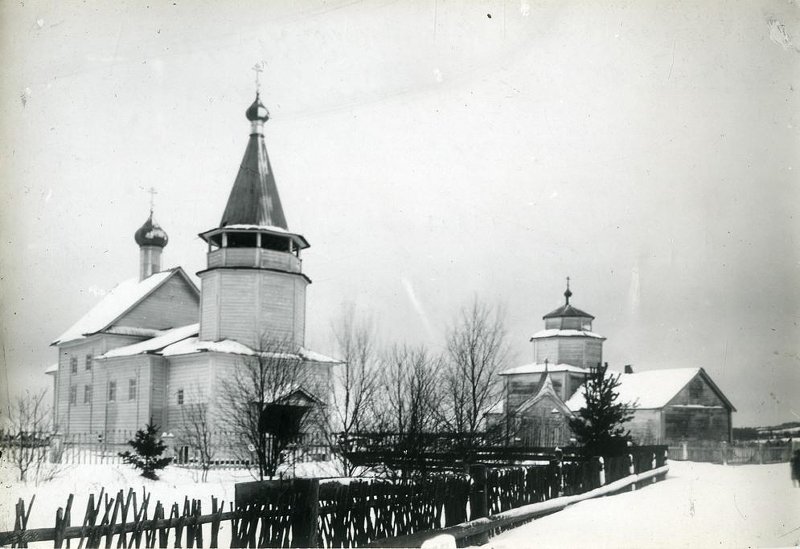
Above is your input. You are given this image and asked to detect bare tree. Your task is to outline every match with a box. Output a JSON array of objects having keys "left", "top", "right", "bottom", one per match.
[
  {"left": 1, "top": 389, "right": 51, "bottom": 482},
  {"left": 219, "top": 336, "right": 321, "bottom": 480},
  {"left": 178, "top": 388, "right": 217, "bottom": 482},
  {"left": 375, "top": 344, "right": 442, "bottom": 476},
  {"left": 329, "top": 304, "right": 380, "bottom": 476},
  {"left": 443, "top": 299, "right": 511, "bottom": 447}
]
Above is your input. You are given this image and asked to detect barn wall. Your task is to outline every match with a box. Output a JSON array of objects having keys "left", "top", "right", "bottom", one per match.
[
  {"left": 115, "top": 274, "right": 199, "bottom": 330},
  {"left": 662, "top": 373, "right": 732, "bottom": 443},
  {"left": 627, "top": 409, "right": 663, "bottom": 444},
  {"left": 164, "top": 354, "right": 211, "bottom": 432}
]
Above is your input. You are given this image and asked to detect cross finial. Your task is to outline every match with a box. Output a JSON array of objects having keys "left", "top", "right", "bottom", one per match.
[
  {"left": 147, "top": 187, "right": 157, "bottom": 216},
  {"left": 564, "top": 276, "right": 572, "bottom": 304},
  {"left": 252, "top": 61, "right": 266, "bottom": 95}
]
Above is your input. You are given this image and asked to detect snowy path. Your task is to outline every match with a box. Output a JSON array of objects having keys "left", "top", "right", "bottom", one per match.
[{"left": 482, "top": 461, "right": 800, "bottom": 548}]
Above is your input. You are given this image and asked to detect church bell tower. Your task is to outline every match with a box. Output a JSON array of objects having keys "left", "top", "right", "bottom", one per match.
[{"left": 197, "top": 92, "right": 310, "bottom": 349}]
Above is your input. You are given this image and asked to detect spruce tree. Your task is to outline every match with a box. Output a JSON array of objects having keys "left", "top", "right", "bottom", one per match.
[
  {"left": 119, "top": 423, "right": 173, "bottom": 480},
  {"left": 568, "top": 362, "right": 633, "bottom": 456}
]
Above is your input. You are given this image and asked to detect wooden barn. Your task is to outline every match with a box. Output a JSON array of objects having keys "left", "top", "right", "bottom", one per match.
[{"left": 566, "top": 367, "right": 736, "bottom": 445}]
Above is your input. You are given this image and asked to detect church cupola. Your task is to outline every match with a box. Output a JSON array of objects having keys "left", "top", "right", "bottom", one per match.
[
  {"left": 134, "top": 210, "right": 168, "bottom": 280},
  {"left": 197, "top": 88, "right": 310, "bottom": 349},
  {"left": 530, "top": 278, "right": 605, "bottom": 370}
]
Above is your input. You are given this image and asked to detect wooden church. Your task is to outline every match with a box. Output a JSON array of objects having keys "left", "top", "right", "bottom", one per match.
[
  {"left": 46, "top": 93, "right": 338, "bottom": 459},
  {"left": 490, "top": 282, "right": 736, "bottom": 446}
]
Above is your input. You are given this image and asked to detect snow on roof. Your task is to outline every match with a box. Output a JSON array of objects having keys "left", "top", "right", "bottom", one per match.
[
  {"left": 565, "top": 368, "right": 702, "bottom": 411},
  {"left": 160, "top": 337, "right": 256, "bottom": 357},
  {"left": 51, "top": 270, "right": 176, "bottom": 345},
  {"left": 298, "top": 348, "right": 341, "bottom": 363},
  {"left": 500, "top": 363, "right": 590, "bottom": 376},
  {"left": 104, "top": 326, "right": 166, "bottom": 338},
  {"left": 101, "top": 324, "right": 199, "bottom": 359},
  {"left": 221, "top": 224, "right": 291, "bottom": 233},
  {"left": 530, "top": 329, "right": 605, "bottom": 340},
  {"left": 45, "top": 363, "right": 58, "bottom": 374}
]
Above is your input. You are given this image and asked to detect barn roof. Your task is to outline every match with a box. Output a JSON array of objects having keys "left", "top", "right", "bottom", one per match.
[
  {"left": 51, "top": 268, "right": 197, "bottom": 346},
  {"left": 219, "top": 95, "right": 288, "bottom": 229},
  {"left": 565, "top": 368, "right": 736, "bottom": 411}
]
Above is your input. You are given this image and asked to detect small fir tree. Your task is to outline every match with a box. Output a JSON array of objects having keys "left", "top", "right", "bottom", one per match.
[
  {"left": 119, "top": 423, "right": 173, "bottom": 480},
  {"left": 569, "top": 363, "right": 634, "bottom": 456}
]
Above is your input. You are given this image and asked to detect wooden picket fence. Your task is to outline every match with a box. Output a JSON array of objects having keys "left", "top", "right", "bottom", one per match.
[{"left": 1, "top": 447, "right": 668, "bottom": 548}]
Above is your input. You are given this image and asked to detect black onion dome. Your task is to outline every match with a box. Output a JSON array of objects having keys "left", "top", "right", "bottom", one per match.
[
  {"left": 246, "top": 94, "right": 270, "bottom": 122},
  {"left": 134, "top": 214, "right": 169, "bottom": 247}
]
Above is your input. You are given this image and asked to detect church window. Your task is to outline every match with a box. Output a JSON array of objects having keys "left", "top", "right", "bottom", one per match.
[
  {"left": 108, "top": 381, "right": 117, "bottom": 402},
  {"left": 129, "top": 379, "right": 137, "bottom": 400},
  {"left": 85, "top": 354, "right": 93, "bottom": 370},
  {"left": 69, "top": 385, "right": 77, "bottom": 405},
  {"left": 70, "top": 356, "right": 78, "bottom": 374},
  {"left": 84, "top": 385, "right": 92, "bottom": 404},
  {"left": 177, "top": 389, "right": 184, "bottom": 405}
]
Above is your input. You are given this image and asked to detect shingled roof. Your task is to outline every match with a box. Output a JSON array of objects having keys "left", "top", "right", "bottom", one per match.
[
  {"left": 219, "top": 95, "right": 288, "bottom": 229},
  {"left": 542, "top": 303, "right": 595, "bottom": 319}
]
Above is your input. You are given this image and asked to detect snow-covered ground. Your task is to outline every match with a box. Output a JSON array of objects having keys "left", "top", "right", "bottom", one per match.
[
  {"left": 2, "top": 460, "right": 798, "bottom": 548},
  {"left": 482, "top": 460, "right": 800, "bottom": 549}
]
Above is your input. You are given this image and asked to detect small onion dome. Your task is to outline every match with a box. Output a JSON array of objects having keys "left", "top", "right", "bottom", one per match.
[
  {"left": 134, "top": 214, "right": 169, "bottom": 248},
  {"left": 245, "top": 93, "right": 270, "bottom": 122}
]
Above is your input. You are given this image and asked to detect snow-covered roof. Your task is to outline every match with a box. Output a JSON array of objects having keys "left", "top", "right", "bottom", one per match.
[
  {"left": 298, "top": 347, "right": 341, "bottom": 364},
  {"left": 220, "top": 224, "right": 291, "bottom": 233},
  {"left": 51, "top": 269, "right": 183, "bottom": 345},
  {"left": 530, "top": 329, "right": 605, "bottom": 340},
  {"left": 566, "top": 368, "right": 704, "bottom": 411},
  {"left": 45, "top": 363, "right": 58, "bottom": 374},
  {"left": 158, "top": 337, "right": 339, "bottom": 363},
  {"left": 500, "top": 363, "right": 590, "bottom": 376},
  {"left": 100, "top": 324, "right": 199, "bottom": 358}
]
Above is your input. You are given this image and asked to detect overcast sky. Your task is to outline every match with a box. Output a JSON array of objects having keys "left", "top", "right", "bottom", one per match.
[{"left": 1, "top": 0, "right": 797, "bottom": 427}]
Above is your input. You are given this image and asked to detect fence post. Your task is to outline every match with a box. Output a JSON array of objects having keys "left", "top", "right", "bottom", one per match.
[
  {"left": 720, "top": 441, "right": 728, "bottom": 466},
  {"left": 598, "top": 457, "right": 606, "bottom": 486},
  {"left": 628, "top": 453, "right": 636, "bottom": 491},
  {"left": 291, "top": 478, "right": 319, "bottom": 548},
  {"left": 469, "top": 464, "right": 489, "bottom": 545},
  {"left": 681, "top": 441, "right": 688, "bottom": 461}
]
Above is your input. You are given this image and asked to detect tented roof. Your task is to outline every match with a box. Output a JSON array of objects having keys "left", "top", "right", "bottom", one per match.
[{"left": 219, "top": 115, "right": 288, "bottom": 229}]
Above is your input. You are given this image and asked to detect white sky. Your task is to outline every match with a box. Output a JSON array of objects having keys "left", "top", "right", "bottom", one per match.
[{"left": 0, "top": 0, "right": 798, "bottom": 427}]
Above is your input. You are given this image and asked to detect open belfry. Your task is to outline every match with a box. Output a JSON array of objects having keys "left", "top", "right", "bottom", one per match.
[{"left": 48, "top": 90, "right": 337, "bottom": 458}]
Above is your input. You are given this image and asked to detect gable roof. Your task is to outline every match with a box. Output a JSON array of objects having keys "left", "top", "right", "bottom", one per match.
[
  {"left": 565, "top": 368, "right": 736, "bottom": 411},
  {"left": 516, "top": 372, "right": 573, "bottom": 416},
  {"left": 51, "top": 268, "right": 198, "bottom": 346}
]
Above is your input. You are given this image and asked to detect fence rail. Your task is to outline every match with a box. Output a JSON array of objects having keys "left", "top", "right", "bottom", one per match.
[
  {"left": 2, "top": 446, "right": 668, "bottom": 548},
  {"left": 668, "top": 441, "right": 792, "bottom": 464}
]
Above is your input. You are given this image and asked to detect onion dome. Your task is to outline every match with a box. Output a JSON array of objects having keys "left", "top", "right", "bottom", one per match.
[
  {"left": 246, "top": 93, "right": 270, "bottom": 122},
  {"left": 134, "top": 213, "right": 169, "bottom": 248}
]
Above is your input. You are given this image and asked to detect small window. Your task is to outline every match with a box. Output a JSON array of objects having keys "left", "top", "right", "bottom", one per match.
[
  {"left": 69, "top": 385, "right": 77, "bottom": 405},
  {"left": 84, "top": 385, "right": 92, "bottom": 404},
  {"left": 108, "top": 381, "right": 117, "bottom": 402},
  {"left": 70, "top": 357, "right": 78, "bottom": 374},
  {"left": 129, "top": 379, "right": 137, "bottom": 400},
  {"left": 85, "top": 354, "right": 93, "bottom": 371},
  {"left": 177, "top": 389, "right": 184, "bottom": 405}
]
